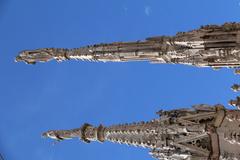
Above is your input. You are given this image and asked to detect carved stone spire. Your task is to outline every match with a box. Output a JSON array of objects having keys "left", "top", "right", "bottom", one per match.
[
  {"left": 16, "top": 22, "right": 240, "bottom": 69},
  {"left": 42, "top": 104, "right": 240, "bottom": 160}
]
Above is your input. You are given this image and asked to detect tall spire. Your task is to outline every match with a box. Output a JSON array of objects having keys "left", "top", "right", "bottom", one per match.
[
  {"left": 16, "top": 22, "right": 240, "bottom": 69},
  {"left": 42, "top": 104, "right": 240, "bottom": 160}
]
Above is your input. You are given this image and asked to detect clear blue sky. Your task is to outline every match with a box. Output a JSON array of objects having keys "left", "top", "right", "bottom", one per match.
[{"left": 0, "top": 0, "right": 239, "bottom": 160}]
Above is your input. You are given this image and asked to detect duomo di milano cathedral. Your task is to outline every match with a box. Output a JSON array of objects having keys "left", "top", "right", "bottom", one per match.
[{"left": 17, "top": 22, "right": 240, "bottom": 160}]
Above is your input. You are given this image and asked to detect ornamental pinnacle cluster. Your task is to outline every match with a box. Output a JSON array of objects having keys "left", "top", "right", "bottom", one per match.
[
  {"left": 17, "top": 22, "right": 240, "bottom": 160},
  {"left": 16, "top": 22, "right": 240, "bottom": 69},
  {"left": 43, "top": 104, "right": 240, "bottom": 160}
]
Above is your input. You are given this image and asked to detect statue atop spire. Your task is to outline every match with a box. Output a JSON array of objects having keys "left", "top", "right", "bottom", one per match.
[
  {"left": 16, "top": 22, "right": 240, "bottom": 69},
  {"left": 43, "top": 104, "right": 240, "bottom": 160}
]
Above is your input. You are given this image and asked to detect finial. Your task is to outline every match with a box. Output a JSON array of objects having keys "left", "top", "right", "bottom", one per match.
[
  {"left": 231, "top": 84, "right": 240, "bottom": 92},
  {"left": 228, "top": 96, "right": 240, "bottom": 110}
]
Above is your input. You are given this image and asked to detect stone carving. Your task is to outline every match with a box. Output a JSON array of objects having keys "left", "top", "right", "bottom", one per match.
[
  {"left": 231, "top": 84, "right": 240, "bottom": 92},
  {"left": 16, "top": 22, "right": 240, "bottom": 69},
  {"left": 43, "top": 105, "right": 240, "bottom": 160},
  {"left": 15, "top": 22, "right": 240, "bottom": 159},
  {"left": 229, "top": 97, "right": 240, "bottom": 110}
]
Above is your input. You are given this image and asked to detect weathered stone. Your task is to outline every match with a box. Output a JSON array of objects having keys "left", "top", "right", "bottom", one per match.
[
  {"left": 43, "top": 104, "right": 240, "bottom": 160},
  {"left": 16, "top": 22, "right": 240, "bottom": 69}
]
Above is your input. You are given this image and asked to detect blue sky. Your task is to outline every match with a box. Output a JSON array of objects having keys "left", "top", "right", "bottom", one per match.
[{"left": 0, "top": 0, "right": 240, "bottom": 160}]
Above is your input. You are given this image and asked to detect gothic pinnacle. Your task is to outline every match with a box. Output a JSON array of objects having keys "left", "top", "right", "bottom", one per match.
[
  {"left": 16, "top": 22, "right": 240, "bottom": 69},
  {"left": 228, "top": 96, "right": 240, "bottom": 110},
  {"left": 234, "top": 69, "right": 240, "bottom": 75},
  {"left": 43, "top": 104, "right": 240, "bottom": 160},
  {"left": 231, "top": 84, "right": 240, "bottom": 92}
]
